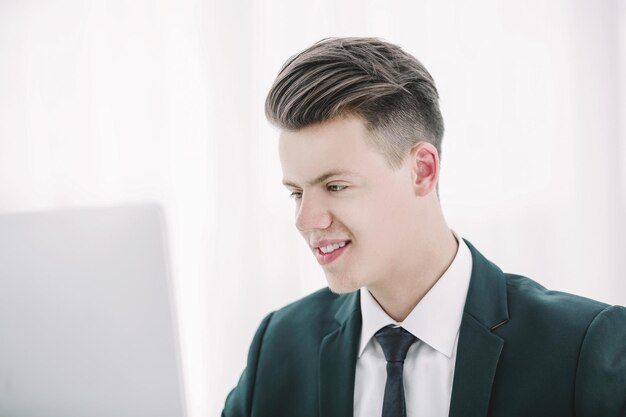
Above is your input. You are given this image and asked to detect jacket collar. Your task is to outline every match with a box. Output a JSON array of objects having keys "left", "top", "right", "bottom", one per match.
[
  {"left": 448, "top": 239, "right": 509, "bottom": 417},
  {"left": 319, "top": 290, "right": 361, "bottom": 417},
  {"left": 461, "top": 239, "right": 509, "bottom": 330},
  {"left": 334, "top": 289, "right": 360, "bottom": 326}
]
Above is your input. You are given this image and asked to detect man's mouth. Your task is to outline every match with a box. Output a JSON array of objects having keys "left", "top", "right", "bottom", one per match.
[
  {"left": 319, "top": 241, "right": 349, "bottom": 254},
  {"left": 315, "top": 240, "right": 351, "bottom": 265}
]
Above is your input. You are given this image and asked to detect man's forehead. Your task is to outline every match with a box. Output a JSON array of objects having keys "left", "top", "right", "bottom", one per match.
[{"left": 278, "top": 117, "right": 385, "bottom": 188}]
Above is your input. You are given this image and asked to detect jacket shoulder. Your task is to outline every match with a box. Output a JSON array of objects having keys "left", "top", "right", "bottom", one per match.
[
  {"left": 502, "top": 273, "right": 611, "bottom": 334},
  {"left": 505, "top": 273, "right": 609, "bottom": 311},
  {"left": 222, "top": 288, "right": 348, "bottom": 417}
]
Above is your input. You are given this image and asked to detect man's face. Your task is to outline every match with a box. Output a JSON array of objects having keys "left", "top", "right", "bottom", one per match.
[{"left": 279, "top": 116, "right": 422, "bottom": 294}]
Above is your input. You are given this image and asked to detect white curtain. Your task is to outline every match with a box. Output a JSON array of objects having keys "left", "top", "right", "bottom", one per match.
[{"left": 1, "top": 1, "right": 624, "bottom": 416}]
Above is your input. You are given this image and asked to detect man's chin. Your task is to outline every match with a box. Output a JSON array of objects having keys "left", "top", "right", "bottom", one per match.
[{"left": 325, "top": 276, "right": 361, "bottom": 294}]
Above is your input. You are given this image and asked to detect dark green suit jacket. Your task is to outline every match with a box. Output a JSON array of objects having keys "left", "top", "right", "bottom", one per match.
[{"left": 222, "top": 240, "right": 626, "bottom": 417}]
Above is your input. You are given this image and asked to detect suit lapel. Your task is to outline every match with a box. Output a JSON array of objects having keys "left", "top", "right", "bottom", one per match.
[
  {"left": 448, "top": 313, "right": 504, "bottom": 417},
  {"left": 448, "top": 239, "right": 510, "bottom": 417},
  {"left": 319, "top": 291, "right": 361, "bottom": 417}
]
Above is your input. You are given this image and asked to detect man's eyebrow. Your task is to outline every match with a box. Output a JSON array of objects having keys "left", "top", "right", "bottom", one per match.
[{"left": 282, "top": 170, "right": 358, "bottom": 188}]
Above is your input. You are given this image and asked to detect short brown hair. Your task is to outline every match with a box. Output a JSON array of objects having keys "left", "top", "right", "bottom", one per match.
[{"left": 265, "top": 37, "right": 444, "bottom": 168}]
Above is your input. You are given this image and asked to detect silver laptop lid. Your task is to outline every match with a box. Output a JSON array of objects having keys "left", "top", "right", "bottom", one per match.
[{"left": 0, "top": 204, "right": 186, "bottom": 417}]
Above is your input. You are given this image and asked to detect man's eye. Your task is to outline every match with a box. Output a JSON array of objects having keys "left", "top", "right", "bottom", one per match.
[
  {"left": 289, "top": 191, "right": 302, "bottom": 200},
  {"left": 328, "top": 184, "right": 347, "bottom": 192}
]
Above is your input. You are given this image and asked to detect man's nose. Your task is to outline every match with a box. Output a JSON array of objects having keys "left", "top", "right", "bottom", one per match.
[{"left": 295, "top": 194, "right": 332, "bottom": 232}]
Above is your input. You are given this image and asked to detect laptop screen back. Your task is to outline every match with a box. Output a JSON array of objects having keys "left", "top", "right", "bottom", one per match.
[{"left": 0, "top": 204, "right": 186, "bottom": 417}]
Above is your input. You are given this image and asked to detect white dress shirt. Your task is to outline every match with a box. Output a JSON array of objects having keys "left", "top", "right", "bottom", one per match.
[{"left": 353, "top": 232, "right": 473, "bottom": 417}]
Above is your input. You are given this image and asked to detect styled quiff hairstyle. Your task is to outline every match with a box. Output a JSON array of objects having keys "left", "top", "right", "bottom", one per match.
[{"left": 265, "top": 37, "right": 444, "bottom": 169}]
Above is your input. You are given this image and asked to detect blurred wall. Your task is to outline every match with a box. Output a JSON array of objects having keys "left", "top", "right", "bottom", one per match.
[{"left": 1, "top": 1, "right": 624, "bottom": 416}]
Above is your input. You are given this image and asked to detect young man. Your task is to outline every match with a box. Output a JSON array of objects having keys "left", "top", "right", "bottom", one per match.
[{"left": 222, "top": 38, "right": 626, "bottom": 417}]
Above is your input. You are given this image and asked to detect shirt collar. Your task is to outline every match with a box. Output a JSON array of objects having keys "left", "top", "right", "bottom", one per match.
[{"left": 358, "top": 231, "right": 473, "bottom": 358}]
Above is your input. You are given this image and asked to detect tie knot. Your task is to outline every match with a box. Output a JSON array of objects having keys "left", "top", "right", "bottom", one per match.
[{"left": 374, "top": 325, "right": 417, "bottom": 363}]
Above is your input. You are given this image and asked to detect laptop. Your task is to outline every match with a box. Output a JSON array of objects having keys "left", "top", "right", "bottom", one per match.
[{"left": 0, "top": 204, "right": 186, "bottom": 417}]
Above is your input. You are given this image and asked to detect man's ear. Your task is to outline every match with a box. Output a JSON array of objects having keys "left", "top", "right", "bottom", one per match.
[{"left": 408, "top": 141, "right": 439, "bottom": 197}]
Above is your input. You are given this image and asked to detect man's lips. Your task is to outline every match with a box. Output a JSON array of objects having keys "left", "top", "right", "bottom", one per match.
[{"left": 314, "top": 240, "right": 351, "bottom": 265}]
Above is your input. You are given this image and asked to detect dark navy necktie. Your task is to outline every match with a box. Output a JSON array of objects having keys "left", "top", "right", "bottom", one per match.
[{"left": 374, "top": 325, "right": 418, "bottom": 417}]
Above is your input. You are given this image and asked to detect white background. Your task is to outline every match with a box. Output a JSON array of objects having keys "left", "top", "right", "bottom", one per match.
[{"left": 1, "top": 1, "right": 625, "bottom": 416}]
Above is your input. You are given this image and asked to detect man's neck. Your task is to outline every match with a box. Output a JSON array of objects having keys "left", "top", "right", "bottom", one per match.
[{"left": 366, "top": 229, "right": 459, "bottom": 322}]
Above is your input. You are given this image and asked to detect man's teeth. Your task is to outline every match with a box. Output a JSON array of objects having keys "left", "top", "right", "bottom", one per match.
[{"left": 320, "top": 241, "right": 347, "bottom": 254}]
